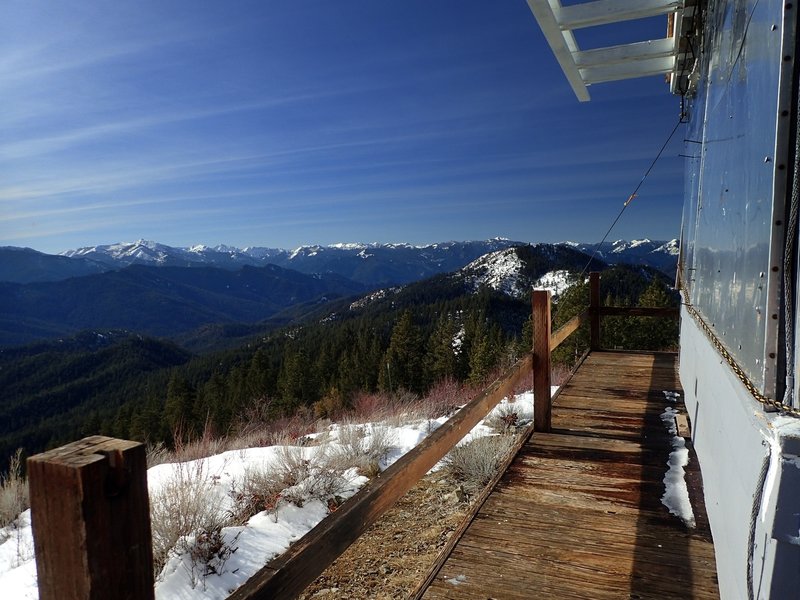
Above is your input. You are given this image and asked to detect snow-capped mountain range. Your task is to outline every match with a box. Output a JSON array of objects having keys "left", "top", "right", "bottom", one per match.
[{"left": 0, "top": 238, "right": 678, "bottom": 286}]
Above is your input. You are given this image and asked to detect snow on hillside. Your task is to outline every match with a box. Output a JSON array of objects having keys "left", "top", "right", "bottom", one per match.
[
  {"left": 460, "top": 248, "right": 526, "bottom": 297},
  {"left": 654, "top": 239, "right": 680, "bottom": 256},
  {"left": 0, "top": 391, "right": 543, "bottom": 600},
  {"left": 534, "top": 270, "right": 573, "bottom": 299}
]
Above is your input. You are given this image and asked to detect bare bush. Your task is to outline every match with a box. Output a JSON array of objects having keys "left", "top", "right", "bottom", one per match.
[
  {"left": 0, "top": 448, "right": 29, "bottom": 538},
  {"left": 172, "top": 421, "right": 229, "bottom": 463},
  {"left": 149, "top": 458, "right": 231, "bottom": 578},
  {"left": 486, "top": 404, "right": 521, "bottom": 433},
  {"left": 228, "top": 465, "right": 284, "bottom": 524},
  {"left": 329, "top": 423, "right": 395, "bottom": 475},
  {"left": 351, "top": 390, "right": 398, "bottom": 422},
  {"left": 272, "top": 445, "right": 348, "bottom": 508},
  {"left": 443, "top": 434, "right": 516, "bottom": 495},
  {"left": 417, "top": 377, "right": 472, "bottom": 420},
  {"left": 146, "top": 441, "right": 172, "bottom": 468}
]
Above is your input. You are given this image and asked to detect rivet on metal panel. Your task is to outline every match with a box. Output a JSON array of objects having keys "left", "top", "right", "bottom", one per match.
[
  {"left": 772, "top": 266, "right": 780, "bottom": 272},
  {"left": 765, "top": 156, "right": 772, "bottom": 162},
  {"left": 772, "top": 315, "right": 779, "bottom": 320},
  {"left": 769, "top": 353, "right": 777, "bottom": 359}
]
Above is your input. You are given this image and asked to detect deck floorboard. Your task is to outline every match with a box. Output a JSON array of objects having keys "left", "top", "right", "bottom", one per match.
[{"left": 420, "top": 351, "right": 719, "bottom": 599}]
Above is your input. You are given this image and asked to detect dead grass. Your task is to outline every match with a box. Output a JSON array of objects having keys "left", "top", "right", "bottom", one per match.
[
  {"left": 149, "top": 458, "right": 232, "bottom": 578},
  {"left": 443, "top": 434, "right": 516, "bottom": 496},
  {"left": 0, "top": 449, "right": 29, "bottom": 538}
]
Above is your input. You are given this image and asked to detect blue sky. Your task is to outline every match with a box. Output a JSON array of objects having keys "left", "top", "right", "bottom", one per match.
[{"left": 1, "top": 1, "right": 685, "bottom": 254}]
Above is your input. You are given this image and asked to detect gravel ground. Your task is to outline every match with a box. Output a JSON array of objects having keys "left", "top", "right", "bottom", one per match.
[{"left": 298, "top": 473, "right": 470, "bottom": 600}]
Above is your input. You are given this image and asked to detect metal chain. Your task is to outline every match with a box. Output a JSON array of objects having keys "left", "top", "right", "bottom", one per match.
[{"left": 679, "top": 286, "right": 800, "bottom": 417}]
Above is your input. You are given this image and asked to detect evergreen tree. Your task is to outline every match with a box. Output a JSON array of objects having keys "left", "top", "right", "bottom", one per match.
[
  {"left": 164, "top": 373, "right": 196, "bottom": 436},
  {"left": 633, "top": 279, "right": 679, "bottom": 349},
  {"left": 468, "top": 320, "right": 502, "bottom": 384},
  {"left": 276, "top": 348, "right": 317, "bottom": 415},
  {"left": 425, "top": 314, "right": 459, "bottom": 383},
  {"left": 378, "top": 311, "right": 424, "bottom": 393}
]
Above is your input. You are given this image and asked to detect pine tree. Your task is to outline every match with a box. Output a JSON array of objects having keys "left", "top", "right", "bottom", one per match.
[
  {"left": 425, "top": 314, "right": 459, "bottom": 383},
  {"left": 379, "top": 311, "right": 424, "bottom": 393},
  {"left": 164, "top": 373, "right": 196, "bottom": 437}
]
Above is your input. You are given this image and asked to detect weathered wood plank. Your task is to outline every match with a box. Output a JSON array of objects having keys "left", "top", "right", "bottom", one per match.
[{"left": 420, "top": 352, "right": 719, "bottom": 599}]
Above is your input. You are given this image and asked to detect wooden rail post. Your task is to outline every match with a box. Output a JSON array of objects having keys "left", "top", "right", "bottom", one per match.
[
  {"left": 589, "top": 271, "right": 601, "bottom": 351},
  {"left": 28, "top": 436, "right": 154, "bottom": 600},
  {"left": 532, "top": 289, "right": 552, "bottom": 432}
]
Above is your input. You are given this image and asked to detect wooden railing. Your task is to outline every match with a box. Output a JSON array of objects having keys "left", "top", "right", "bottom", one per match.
[{"left": 26, "top": 271, "right": 678, "bottom": 599}]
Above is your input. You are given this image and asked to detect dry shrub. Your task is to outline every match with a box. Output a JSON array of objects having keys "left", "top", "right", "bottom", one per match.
[
  {"left": 313, "top": 388, "right": 348, "bottom": 420},
  {"left": 443, "top": 434, "right": 516, "bottom": 495},
  {"left": 146, "top": 441, "right": 172, "bottom": 468},
  {"left": 351, "top": 390, "right": 397, "bottom": 422},
  {"left": 486, "top": 403, "right": 521, "bottom": 433},
  {"left": 551, "top": 362, "right": 572, "bottom": 387},
  {"left": 0, "top": 449, "right": 29, "bottom": 538},
  {"left": 272, "top": 445, "right": 347, "bottom": 507},
  {"left": 329, "top": 423, "right": 395, "bottom": 474},
  {"left": 172, "top": 421, "right": 229, "bottom": 463},
  {"left": 417, "top": 377, "right": 472, "bottom": 419},
  {"left": 149, "top": 458, "right": 231, "bottom": 578},
  {"left": 228, "top": 465, "right": 284, "bottom": 524}
]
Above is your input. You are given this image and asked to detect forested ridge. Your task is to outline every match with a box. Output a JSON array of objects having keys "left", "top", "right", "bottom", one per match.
[{"left": 0, "top": 261, "right": 678, "bottom": 472}]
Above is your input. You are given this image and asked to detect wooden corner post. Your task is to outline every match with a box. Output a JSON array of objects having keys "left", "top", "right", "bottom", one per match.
[
  {"left": 28, "top": 436, "right": 155, "bottom": 600},
  {"left": 589, "top": 271, "right": 601, "bottom": 351},
  {"left": 532, "top": 289, "right": 552, "bottom": 432}
]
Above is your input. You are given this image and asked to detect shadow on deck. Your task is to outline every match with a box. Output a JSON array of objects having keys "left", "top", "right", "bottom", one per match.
[{"left": 420, "top": 351, "right": 719, "bottom": 600}]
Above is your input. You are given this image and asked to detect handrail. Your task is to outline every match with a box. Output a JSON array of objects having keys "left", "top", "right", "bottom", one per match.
[
  {"left": 229, "top": 354, "right": 533, "bottom": 599},
  {"left": 550, "top": 309, "right": 589, "bottom": 350}
]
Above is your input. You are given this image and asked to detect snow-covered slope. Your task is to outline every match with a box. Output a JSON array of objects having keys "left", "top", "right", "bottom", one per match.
[
  {"left": 457, "top": 245, "right": 587, "bottom": 300},
  {"left": 559, "top": 239, "right": 679, "bottom": 276},
  {"left": 460, "top": 248, "right": 526, "bottom": 297}
]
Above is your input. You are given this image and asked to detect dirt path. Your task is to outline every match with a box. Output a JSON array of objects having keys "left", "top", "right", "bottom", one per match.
[{"left": 298, "top": 474, "right": 470, "bottom": 599}]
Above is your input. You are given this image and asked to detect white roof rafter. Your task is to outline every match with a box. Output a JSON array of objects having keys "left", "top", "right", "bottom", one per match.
[{"left": 525, "top": 0, "right": 687, "bottom": 102}]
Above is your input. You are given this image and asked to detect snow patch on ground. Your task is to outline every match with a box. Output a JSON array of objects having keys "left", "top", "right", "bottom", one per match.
[{"left": 659, "top": 404, "right": 695, "bottom": 528}]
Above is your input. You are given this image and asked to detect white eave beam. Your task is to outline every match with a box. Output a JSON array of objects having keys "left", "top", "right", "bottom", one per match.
[
  {"left": 526, "top": 0, "right": 685, "bottom": 102},
  {"left": 526, "top": 0, "right": 590, "bottom": 101},
  {"left": 555, "top": 0, "right": 683, "bottom": 30}
]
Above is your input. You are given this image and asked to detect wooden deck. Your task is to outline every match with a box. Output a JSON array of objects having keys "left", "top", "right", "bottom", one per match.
[{"left": 420, "top": 351, "right": 719, "bottom": 600}]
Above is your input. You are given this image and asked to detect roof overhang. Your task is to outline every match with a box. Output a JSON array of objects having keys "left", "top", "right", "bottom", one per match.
[{"left": 526, "top": 0, "right": 699, "bottom": 101}]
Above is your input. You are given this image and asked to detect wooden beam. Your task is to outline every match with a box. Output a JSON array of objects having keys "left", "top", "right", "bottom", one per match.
[
  {"left": 229, "top": 354, "right": 533, "bottom": 599},
  {"left": 589, "top": 272, "right": 601, "bottom": 350},
  {"left": 28, "top": 436, "right": 154, "bottom": 600},
  {"left": 526, "top": 0, "right": 591, "bottom": 101},
  {"left": 555, "top": 0, "right": 682, "bottom": 30},
  {"left": 551, "top": 309, "right": 588, "bottom": 350},
  {"left": 532, "top": 290, "right": 552, "bottom": 433}
]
